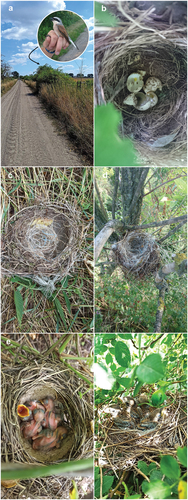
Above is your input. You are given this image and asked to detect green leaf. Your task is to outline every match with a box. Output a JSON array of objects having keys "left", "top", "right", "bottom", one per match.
[
  {"left": 149, "top": 470, "right": 163, "bottom": 481},
  {"left": 151, "top": 389, "right": 166, "bottom": 407},
  {"left": 54, "top": 298, "right": 67, "bottom": 330},
  {"left": 109, "top": 347, "right": 115, "bottom": 355},
  {"left": 115, "top": 341, "right": 131, "bottom": 367},
  {"left": 160, "top": 455, "right": 180, "bottom": 480},
  {"left": 95, "top": 104, "right": 139, "bottom": 167},
  {"left": 137, "top": 461, "right": 148, "bottom": 475},
  {"left": 136, "top": 354, "right": 165, "bottom": 383},
  {"left": 119, "top": 334, "right": 132, "bottom": 339},
  {"left": 106, "top": 352, "right": 113, "bottom": 365},
  {"left": 62, "top": 291, "right": 71, "bottom": 314},
  {"left": 118, "top": 377, "right": 131, "bottom": 388},
  {"left": 1, "top": 457, "right": 93, "bottom": 481},
  {"left": 142, "top": 480, "right": 172, "bottom": 499},
  {"left": 14, "top": 289, "right": 23, "bottom": 326},
  {"left": 133, "top": 381, "right": 143, "bottom": 397},
  {"left": 95, "top": 474, "right": 115, "bottom": 498},
  {"left": 177, "top": 446, "right": 187, "bottom": 467},
  {"left": 110, "top": 363, "right": 117, "bottom": 372},
  {"left": 95, "top": 467, "right": 100, "bottom": 479}
]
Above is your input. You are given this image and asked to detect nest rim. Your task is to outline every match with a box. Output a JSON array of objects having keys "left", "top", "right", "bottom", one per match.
[
  {"left": 1, "top": 361, "right": 93, "bottom": 465},
  {"left": 112, "top": 230, "right": 161, "bottom": 279},
  {"left": 95, "top": 8, "right": 187, "bottom": 165},
  {"left": 2, "top": 202, "right": 85, "bottom": 278}
]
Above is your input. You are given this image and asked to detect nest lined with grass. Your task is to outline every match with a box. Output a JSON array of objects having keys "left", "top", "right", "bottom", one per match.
[
  {"left": 1, "top": 360, "right": 93, "bottom": 465},
  {"left": 97, "top": 393, "right": 187, "bottom": 471},
  {"left": 95, "top": 2, "right": 187, "bottom": 165},
  {"left": 2, "top": 203, "right": 85, "bottom": 278},
  {"left": 112, "top": 231, "right": 160, "bottom": 278}
]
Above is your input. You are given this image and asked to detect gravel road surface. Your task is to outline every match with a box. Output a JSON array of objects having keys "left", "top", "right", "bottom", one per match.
[
  {"left": 1, "top": 80, "right": 83, "bottom": 166},
  {"left": 59, "top": 27, "right": 89, "bottom": 61}
]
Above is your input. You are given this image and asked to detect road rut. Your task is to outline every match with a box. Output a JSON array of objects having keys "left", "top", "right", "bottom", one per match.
[{"left": 1, "top": 80, "right": 83, "bottom": 166}]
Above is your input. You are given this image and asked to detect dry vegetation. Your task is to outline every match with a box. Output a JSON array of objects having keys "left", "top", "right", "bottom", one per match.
[
  {"left": 1, "top": 79, "right": 17, "bottom": 95},
  {"left": 26, "top": 79, "right": 93, "bottom": 164},
  {"left": 1, "top": 167, "right": 93, "bottom": 333}
]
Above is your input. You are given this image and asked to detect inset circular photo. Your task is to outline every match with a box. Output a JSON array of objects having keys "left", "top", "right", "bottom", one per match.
[{"left": 38, "top": 10, "right": 89, "bottom": 62}]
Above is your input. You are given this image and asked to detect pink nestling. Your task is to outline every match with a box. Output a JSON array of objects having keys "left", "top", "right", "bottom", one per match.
[
  {"left": 21, "top": 419, "right": 42, "bottom": 438},
  {"left": 42, "top": 410, "right": 62, "bottom": 431},
  {"left": 32, "top": 425, "right": 68, "bottom": 450},
  {"left": 42, "top": 397, "right": 55, "bottom": 412},
  {"left": 33, "top": 407, "right": 45, "bottom": 424}
]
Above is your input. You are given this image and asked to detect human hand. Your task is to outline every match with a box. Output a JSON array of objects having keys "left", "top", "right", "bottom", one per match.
[{"left": 41, "top": 30, "right": 69, "bottom": 57}]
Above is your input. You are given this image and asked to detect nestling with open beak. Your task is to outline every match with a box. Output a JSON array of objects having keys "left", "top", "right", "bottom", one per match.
[
  {"left": 17, "top": 404, "right": 33, "bottom": 421},
  {"left": 51, "top": 17, "right": 79, "bottom": 50}
]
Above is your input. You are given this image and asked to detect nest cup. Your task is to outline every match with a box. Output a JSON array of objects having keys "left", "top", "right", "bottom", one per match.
[
  {"left": 2, "top": 361, "right": 93, "bottom": 465},
  {"left": 112, "top": 231, "right": 160, "bottom": 278},
  {"left": 96, "top": 6, "right": 187, "bottom": 165},
  {"left": 97, "top": 391, "right": 187, "bottom": 471},
  {"left": 2, "top": 202, "right": 84, "bottom": 279}
]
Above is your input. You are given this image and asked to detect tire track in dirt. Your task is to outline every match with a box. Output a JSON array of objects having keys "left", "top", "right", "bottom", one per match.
[{"left": 1, "top": 80, "right": 83, "bottom": 166}]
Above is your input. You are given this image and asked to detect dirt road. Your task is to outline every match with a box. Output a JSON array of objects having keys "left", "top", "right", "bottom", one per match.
[{"left": 1, "top": 80, "right": 83, "bottom": 166}]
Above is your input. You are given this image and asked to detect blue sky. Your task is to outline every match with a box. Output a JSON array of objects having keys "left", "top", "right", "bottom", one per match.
[{"left": 1, "top": 0, "right": 94, "bottom": 76}]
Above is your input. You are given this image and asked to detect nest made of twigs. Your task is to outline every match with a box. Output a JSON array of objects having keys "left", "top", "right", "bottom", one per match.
[
  {"left": 112, "top": 230, "right": 160, "bottom": 278},
  {"left": 96, "top": 392, "right": 187, "bottom": 471},
  {"left": 1, "top": 361, "right": 93, "bottom": 465},
  {"left": 95, "top": 2, "right": 187, "bottom": 166},
  {"left": 2, "top": 202, "right": 85, "bottom": 278}
]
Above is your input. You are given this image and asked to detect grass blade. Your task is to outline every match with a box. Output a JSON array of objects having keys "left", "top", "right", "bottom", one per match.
[{"left": 14, "top": 289, "right": 23, "bottom": 326}]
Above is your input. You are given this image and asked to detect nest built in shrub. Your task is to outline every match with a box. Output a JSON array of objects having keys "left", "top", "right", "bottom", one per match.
[
  {"left": 2, "top": 202, "right": 86, "bottom": 281},
  {"left": 1, "top": 361, "right": 93, "bottom": 465},
  {"left": 95, "top": 2, "right": 187, "bottom": 165},
  {"left": 112, "top": 231, "right": 160, "bottom": 278},
  {"left": 96, "top": 392, "right": 187, "bottom": 471}
]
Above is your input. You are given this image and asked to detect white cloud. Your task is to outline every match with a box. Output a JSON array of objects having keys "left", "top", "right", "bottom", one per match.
[
  {"left": 85, "top": 17, "right": 94, "bottom": 30},
  {"left": 9, "top": 41, "right": 41, "bottom": 66},
  {"left": 50, "top": 1, "right": 66, "bottom": 10}
]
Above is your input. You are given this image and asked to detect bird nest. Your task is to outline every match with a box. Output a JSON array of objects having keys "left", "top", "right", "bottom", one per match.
[
  {"left": 112, "top": 231, "right": 160, "bottom": 278},
  {"left": 96, "top": 392, "right": 187, "bottom": 471},
  {"left": 95, "top": 2, "right": 187, "bottom": 166},
  {"left": 1, "top": 360, "right": 93, "bottom": 465},
  {"left": 2, "top": 202, "right": 84, "bottom": 279}
]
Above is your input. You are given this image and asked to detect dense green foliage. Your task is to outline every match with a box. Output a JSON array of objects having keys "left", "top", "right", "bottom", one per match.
[
  {"left": 95, "top": 104, "right": 140, "bottom": 166},
  {"left": 95, "top": 168, "right": 187, "bottom": 332}
]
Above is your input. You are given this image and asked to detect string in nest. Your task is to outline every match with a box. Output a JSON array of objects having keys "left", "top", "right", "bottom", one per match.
[
  {"left": 112, "top": 231, "right": 160, "bottom": 278},
  {"left": 2, "top": 202, "right": 86, "bottom": 295}
]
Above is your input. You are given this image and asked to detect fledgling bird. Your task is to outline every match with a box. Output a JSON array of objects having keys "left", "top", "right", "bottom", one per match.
[{"left": 51, "top": 17, "right": 79, "bottom": 50}]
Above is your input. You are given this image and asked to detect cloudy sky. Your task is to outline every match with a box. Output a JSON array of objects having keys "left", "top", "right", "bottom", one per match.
[{"left": 1, "top": 0, "right": 94, "bottom": 76}]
